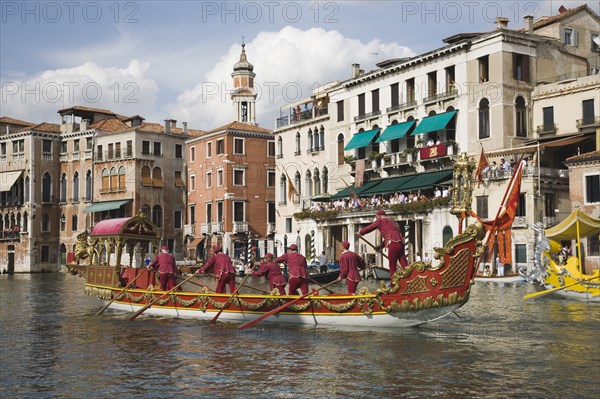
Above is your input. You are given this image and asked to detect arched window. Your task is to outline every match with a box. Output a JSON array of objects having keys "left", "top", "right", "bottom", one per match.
[
  {"left": 152, "top": 205, "right": 163, "bottom": 228},
  {"left": 72, "top": 214, "right": 78, "bottom": 231},
  {"left": 101, "top": 169, "right": 109, "bottom": 192},
  {"left": 153, "top": 167, "right": 164, "bottom": 188},
  {"left": 16, "top": 212, "right": 21, "bottom": 230},
  {"left": 23, "top": 212, "right": 28, "bottom": 232},
  {"left": 85, "top": 170, "right": 92, "bottom": 201},
  {"left": 73, "top": 172, "right": 79, "bottom": 202},
  {"left": 313, "top": 128, "right": 319, "bottom": 151},
  {"left": 319, "top": 126, "right": 325, "bottom": 150},
  {"left": 295, "top": 132, "right": 301, "bottom": 155},
  {"left": 277, "top": 136, "right": 283, "bottom": 156},
  {"left": 60, "top": 213, "right": 66, "bottom": 231},
  {"left": 479, "top": 98, "right": 490, "bottom": 139},
  {"left": 443, "top": 226, "right": 453, "bottom": 246},
  {"left": 280, "top": 174, "right": 287, "bottom": 205},
  {"left": 42, "top": 172, "right": 52, "bottom": 203},
  {"left": 307, "top": 129, "right": 313, "bottom": 151},
  {"left": 337, "top": 133, "right": 345, "bottom": 165},
  {"left": 24, "top": 176, "right": 30, "bottom": 202},
  {"left": 428, "top": 110, "right": 437, "bottom": 116},
  {"left": 322, "top": 167, "right": 328, "bottom": 194},
  {"left": 110, "top": 167, "right": 118, "bottom": 191},
  {"left": 141, "top": 166, "right": 152, "bottom": 186},
  {"left": 313, "top": 168, "right": 321, "bottom": 196},
  {"left": 60, "top": 173, "right": 67, "bottom": 203},
  {"left": 515, "top": 96, "right": 527, "bottom": 137},
  {"left": 294, "top": 172, "right": 302, "bottom": 203},
  {"left": 118, "top": 166, "right": 126, "bottom": 190},
  {"left": 41, "top": 213, "right": 50, "bottom": 232},
  {"left": 305, "top": 170, "right": 312, "bottom": 198},
  {"left": 141, "top": 204, "right": 151, "bottom": 218}
]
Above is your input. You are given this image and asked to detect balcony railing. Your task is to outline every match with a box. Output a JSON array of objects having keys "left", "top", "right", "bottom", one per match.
[
  {"left": 201, "top": 223, "right": 211, "bottom": 234},
  {"left": 232, "top": 222, "right": 248, "bottom": 233},
  {"left": 543, "top": 216, "right": 558, "bottom": 228},
  {"left": 0, "top": 230, "right": 21, "bottom": 241},
  {"left": 267, "top": 223, "right": 275, "bottom": 234},
  {"left": 386, "top": 100, "right": 417, "bottom": 113},
  {"left": 576, "top": 116, "right": 600, "bottom": 129},
  {"left": 184, "top": 224, "right": 195, "bottom": 236},
  {"left": 423, "top": 89, "right": 458, "bottom": 103},
  {"left": 211, "top": 222, "right": 223, "bottom": 233},
  {"left": 513, "top": 216, "right": 528, "bottom": 228},
  {"left": 536, "top": 124, "right": 557, "bottom": 135},
  {"left": 354, "top": 110, "right": 381, "bottom": 122}
]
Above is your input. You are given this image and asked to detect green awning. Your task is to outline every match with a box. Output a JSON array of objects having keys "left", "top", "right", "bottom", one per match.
[
  {"left": 360, "top": 175, "right": 417, "bottom": 195},
  {"left": 376, "top": 121, "right": 416, "bottom": 143},
  {"left": 344, "top": 129, "right": 380, "bottom": 150},
  {"left": 412, "top": 110, "right": 457, "bottom": 135},
  {"left": 84, "top": 199, "right": 132, "bottom": 213},
  {"left": 329, "top": 180, "right": 381, "bottom": 199},
  {"left": 397, "top": 170, "right": 453, "bottom": 192}
]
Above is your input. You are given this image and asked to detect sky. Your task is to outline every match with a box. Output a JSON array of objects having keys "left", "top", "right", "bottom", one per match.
[{"left": 1, "top": 0, "right": 598, "bottom": 131}]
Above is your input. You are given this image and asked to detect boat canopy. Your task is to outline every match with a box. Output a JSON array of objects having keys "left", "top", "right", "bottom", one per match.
[{"left": 545, "top": 209, "right": 600, "bottom": 241}]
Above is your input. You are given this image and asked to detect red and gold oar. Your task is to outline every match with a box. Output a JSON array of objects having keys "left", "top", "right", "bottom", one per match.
[{"left": 210, "top": 273, "right": 251, "bottom": 324}]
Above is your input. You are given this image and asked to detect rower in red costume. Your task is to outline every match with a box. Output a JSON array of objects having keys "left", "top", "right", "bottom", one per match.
[
  {"left": 197, "top": 245, "right": 236, "bottom": 293},
  {"left": 251, "top": 253, "right": 287, "bottom": 295},
  {"left": 147, "top": 245, "right": 179, "bottom": 291},
  {"left": 274, "top": 244, "right": 308, "bottom": 295},
  {"left": 358, "top": 210, "right": 408, "bottom": 278},
  {"left": 337, "top": 241, "right": 366, "bottom": 294}
]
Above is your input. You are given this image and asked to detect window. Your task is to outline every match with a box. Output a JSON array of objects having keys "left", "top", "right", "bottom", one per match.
[
  {"left": 206, "top": 203, "right": 212, "bottom": 223},
  {"left": 42, "top": 172, "right": 51, "bottom": 203},
  {"left": 152, "top": 167, "right": 163, "bottom": 188},
  {"left": 358, "top": 93, "right": 365, "bottom": 116},
  {"left": 206, "top": 170, "right": 212, "bottom": 188},
  {"left": 73, "top": 172, "right": 79, "bottom": 202},
  {"left": 42, "top": 139, "right": 52, "bottom": 154},
  {"left": 513, "top": 54, "right": 530, "bottom": 82},
  {"left": 267, "top": 170, "right": 275, "bottom": 188},
  {"left": 216, "top": 139, "right": 224, "bottom": 155},
  {"left": 189, "top": 204, "right": 196, "bottom": 225},
  {"left": 295, "top": 132, "right": 301, "bottom": 155},
  {"left": 234, "top": 138, "right": 244, "bottom": 155},
  {"left": 175, "top": 171, "right": 184, "bottom": 188},
  {"left": 285, "top": 218, "right": 292, "bottom": 234},
  {"left": 152, "top": 205, "right": 163, "bottom": 228},
  {"left": 141, "top": 166, "right": 152, "bottom": 186},
  {"left": 41, "top": 245, "right": 50, "bottom": 263},
  {"left": 97, "top": 144, "right": 103, "bottom": 160},
  {"left": 0, "top": 142, "right": 6, "bottom": 158},
  {"left": 427, "top": 71, "right": 437, "bottom": 97},
  {"left": 515, "top": 96, "right": 527, "bottom": 137},
  {"left": 72, "top": 215, "right": 78, "bottom": 231},
  {"left": 110, "top": 167, "right": 118, "bottom": 191},
  {"left": 86, "top": 137, "right": 93, "bottom": 150},
  {"left": 563, "top": 27, "right": 578, "bottom": 46},
  {"left": 142, "top": 141, "right": 150, "bottom": 155},
  {"left": 515, "top": 244, "right": 527, "bottom": 264},
  {"left": 542, "top": 107, "right": 554, "bottom": 131},
  {"left": 206, "top": 142, "right": 212, "bottom": 158},
  {"left": 322, "top": 167, "right": 328, "bottom": 194},
  {"left": 115, "top": 142, "right": 121, "bottom": 159},
  {"left": 241, "top": 101, "right": 248, "bottom": 122},
  {"left": 217, "top": 169, "right": 224, "bottom": 186},
  {"left": 337, "top": 100, "right": 344, "bottom": 122},
  {"left": 233, "top": 169, "right": 245, "bottom": 186},
  {"left": 175, "top": 144, "right": 183, "bottom": 159},
  {"left": 233, "top": 201, "right": 244, "bottom": 222},
  {"left": 479, "top": 56, "right": 489, "bottom": 82},
  {"left": 268, "top": 202, "right": 275, "bottom": 224},
  {"left": 267, "top": 141, "right": 275, "bottom": 157},
  {"left": 74, "top": 139, "right": 80, "bottom": 153},
  {"left": 406, "top": 78, "right": 415, "bottom": 103},
  {"left": 85, "top": 170, "right": 92, "bottom": 201},
  {"left": 60, "top": 173, "right": 67, "bottom": 203},
  {"left": 41, "top": 213, "right": 50, "bottom": 232},
  {"left": 337, "top": 133, "right": 345, "bottom": 165},
  {"left": 372, "top": 89, "right": 380, "bottom": 112},
  {"left": 108, "top": 143, "right": 114, "bottom": 159},
  {"left": 280, "top": 174, "right": 287, "bottom": 205},
  {"left": 445, "top": 66, "right": 455, "bottom": 92},
  {"left": 305, "top": 170, "right": 312, "bottom": 198},
  {"left": 585, "top": 174, "right": 600, "bottom": 203},
  {"left": 118, "top": 166, "right": 125, "bottom": 190},
  {"left": 216, "top": 201, "right": 224, "bottom": 222},
  {"left": 294, "top": 172, "right": 302, "bottom": 201},
  {"left": 277, "top": 137, "right": 283, "bottom": 157},
  {"left": 190, "top": 146, "right": 196, "bottom": 162},
  {"left": 516, "top": 193, "right": 526, "bottom": 217},
  {"left": 174, "top": 210, "right": 182, "bottom": 229},
  {"left": 13, "top": 139, "right": 24, "bottom": 155},
  {"left": 476, "top": 196, "right": 488, "bottom": 219},
  {"left": 101, "top": 169, "right": 110, "bottom": 192},
  {"left": 189, "top": 174, "right": 196, "bottom": 191},
  {"left": 582, "top": 99, "right": 595, "bottom": 125},
  {"left": 126, "top": 140, "right": 132, "bottom": 157},
  {"left": 592, "top": 33, "right": 600, "bottom": 52},
  {"left": 478, "top": 98, "right": 490, "bottom": 139},
  {"left": 589, "top": 235, "right": 600, "bottom": 256},
  {"left": 153, "top": 142, "right": 161, "bottom": 156},
  {"left": 60, "top": 142, "right": 67, "bottom": 154},
  {"left": 390, "top": 83, "right": 399, "bottom": 107}
]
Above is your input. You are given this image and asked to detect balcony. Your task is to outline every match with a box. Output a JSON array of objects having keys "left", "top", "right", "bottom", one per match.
[
  {"left": 354, "top": 110, "right": 381, "bottom": 122},
  {"left": 536, "top": 124, "right": 557, "bottom": 136},
  {"left": 201, "top": 223, "right": 212, "bottom": 234},
  {"left": 386, "top": 100, "right": 417, "bottom": 114},
  {"left": 267, "top": 223, "right": 275, "bottom": 234},
  {"left": 232, "top": 222, "right": 248, "bottom": 233},
  {"left": 72, "top": 152, "right": 80, "bottom": 161},
  {"left": 542, "top": 216, "right": 558, "bottom": 228},
  {"left": 211, "top": 222, "right": 223, "bottom": 234},
  {"left": 422, "top": 89, "right": 458, "bottom": 104},
  {"left": 576, "top": 116, "right": 600, "bottom": 129},
  {"left": 276, "top": 106, "right": 328, "bottom": 128},
  {"left": 0, "top": 230, "right": 21, "bottom": 242},
  {"left": 184, "top": 224, "right": 195, "bottom": 236},
  {"left": 513, "top": 216, "right": 528, "bottom": 228}
]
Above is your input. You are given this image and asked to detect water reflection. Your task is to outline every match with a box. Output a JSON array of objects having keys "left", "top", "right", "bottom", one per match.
[{"left": 1, "top": 274, "right": 598, "bottom": 398}]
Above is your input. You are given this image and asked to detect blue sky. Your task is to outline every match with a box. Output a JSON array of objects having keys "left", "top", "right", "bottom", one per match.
[{"left": 1, "top": 1, "right": 598, "bottom": 130}]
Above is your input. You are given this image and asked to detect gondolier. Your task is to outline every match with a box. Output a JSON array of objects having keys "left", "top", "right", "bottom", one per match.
[
  {"left": 275, "top": 244, "right": 308, "bottom": 295},
  {"left": 147, "top": 245, "right": 179, "bottom": 291},
  {"left": 358, "top": 210, "right": 408, "bottom": 278},
  {"left": 197, "top": 245, "right": 236, "bottom": 293},
  {"left": 250, "top": 253, "right": 287, "bottom": 295},
  {"left": 337, "top": 241, "right": 366, "bottom": 294}
]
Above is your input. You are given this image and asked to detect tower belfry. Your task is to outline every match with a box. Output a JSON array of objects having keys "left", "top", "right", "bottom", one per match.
[{"left": 231, "top": 42, "right": 257, "bottom": 125}]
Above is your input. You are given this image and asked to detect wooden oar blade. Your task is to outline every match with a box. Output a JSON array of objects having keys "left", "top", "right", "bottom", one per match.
[{"left": 523, "top": 276, "right": 600, "bottom": 300}]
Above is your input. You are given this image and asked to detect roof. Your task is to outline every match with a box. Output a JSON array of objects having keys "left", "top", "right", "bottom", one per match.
[
  {"left": 90, "top": 212, "right": 160, "bottom": 239},
  {"left": 565, "top": 150, "right": 600, "bottom": 164},
  {"left": 529, "top": 4, "right": 594, "bottom": 30},
  {"left": 208, "top": 121, "right": 272, "bottom": 134},
  {"left": 14, "top": 122, "right": 61, "bottom": 133},
  {"left": 0, "top": 116, "right": 34, "bottom": 127},
  {"left": 57, "top": 105, "right": 116, "bottom": 116},
  {"left": 90, "top": 118, "right": 130, "bottom": 132}
]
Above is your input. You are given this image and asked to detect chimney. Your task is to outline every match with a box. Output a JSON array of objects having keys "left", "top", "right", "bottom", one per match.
[
  {"left": 524, "top": 15, "right": 534, "bottom": 34},
  {"left": 80, "top": 119, "right": 89, "bottom": 131},
  {"left": 495, "top": 17, "right": 509, "bottom": 29},
  {"left": 164, "top": 119, "right": 170, "bottom": 134},
  {"left": 352, "top": 63, "right": 361, "bottom": 78},
  {"left": 182, "top": 122, "right": 188, "bottom": 134}
]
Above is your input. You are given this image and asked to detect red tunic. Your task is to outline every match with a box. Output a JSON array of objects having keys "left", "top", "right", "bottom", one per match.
[
  {"left": 149, "top": 252, "right": 178, "bottom": 275},
  {"left": 274, "top": 252, "right": 308, "bottom": 278},
  {"left": 339, "top": 250, "right": 366, "bottom": 283},
  {"left": 199, "top": 253, "right": 235, "bottom": 276},
  {"left": 359, "top": 217, "right": 403, "bottom": 247},
  {"left": 252, "top": 261, "right": 287, "bottom": 291}
]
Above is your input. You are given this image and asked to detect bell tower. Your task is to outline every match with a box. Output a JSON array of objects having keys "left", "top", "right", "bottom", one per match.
[{"left": 231, "top": 42, "right": 257, "bottom": 125}]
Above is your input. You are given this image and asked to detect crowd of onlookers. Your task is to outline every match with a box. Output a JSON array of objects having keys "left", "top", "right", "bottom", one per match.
[{"left": 309, "top": 187, "right": 450, "bottom": 212}]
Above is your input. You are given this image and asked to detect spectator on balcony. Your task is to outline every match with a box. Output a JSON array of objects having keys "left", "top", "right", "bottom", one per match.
[
  {"left": 434, "top": 187, "right": 442, "bottom": 198},
  {"left": 442, "top": 187, "right": 449, "bottom": 197},
  {"left": 427, "top": 138, "right": 435, "bottom": 147},
  {"left": 501, "top": 158, "right": 510, "bottom": 171},
  {"left": 490, "top": 161, "right": 499, "bottom": 178}
]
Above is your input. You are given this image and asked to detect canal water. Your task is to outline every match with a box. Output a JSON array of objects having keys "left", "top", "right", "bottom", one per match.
[{"left": 1, "top": 273, "right": 598, "bottom": 399}]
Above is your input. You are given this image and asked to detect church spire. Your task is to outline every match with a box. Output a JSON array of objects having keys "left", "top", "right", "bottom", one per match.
[{"left": 231, "top": 42, "right": 257, "bottom": 125}]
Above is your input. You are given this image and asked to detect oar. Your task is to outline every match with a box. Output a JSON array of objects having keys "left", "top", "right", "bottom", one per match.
[
  {"left": 129, "top": 273, "right": 198, "bottom": 320},
  {"left": 357, "top": 235, "right": 389, "bottom": 259},
  {"left": 239, "top": 279, "right": 339, "bottom": 330},
  {"left": 204, "top": 272, "right": 271, "bottom": 294},
  {"left": 176, "top": 275, "right": 214, "bottom": 292},
  {"left": 97, "top": 269, "right": 145, "bottom": 315},
  {"left": 210, "top": 274, "right": 252, "bottom": 324},
  {"left": 523, "top": 276, "right": 600, "bottom": 300},
  {"left": 309, "top": 277, "right": 335, "bottom": 294}
]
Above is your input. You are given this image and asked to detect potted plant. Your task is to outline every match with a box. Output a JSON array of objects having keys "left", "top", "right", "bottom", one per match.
[
  {"left": 368, "top": 151, "right": 383, "bottom": 168},
  {"left": 404, "top": 147, "right": 419, "bottom": 163},
  {"left": 343, "top": 155, "right": 356, "bottom": 166}
]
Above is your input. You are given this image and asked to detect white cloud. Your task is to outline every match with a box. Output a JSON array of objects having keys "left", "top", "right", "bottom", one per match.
[
  {"left": 1, "top": 60, "right": 159, "bottom": 123},
  {"left": 165, "top": 26, "right": 415, "bottom": 130}
]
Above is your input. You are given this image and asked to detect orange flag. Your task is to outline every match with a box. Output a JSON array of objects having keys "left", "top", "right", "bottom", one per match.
[{"left": 474, "top": 146, "right": 489, "bottom": 188}]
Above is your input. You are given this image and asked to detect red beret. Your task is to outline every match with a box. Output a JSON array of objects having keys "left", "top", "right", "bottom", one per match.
[
  {"left": 265, "top": 253, "right": 274, "bottom": 259},
  {"left": 212, "top": 245, "right": 222, "bottom": 253},
  {"left": 161, "top": 245, "right": 169, "bottom": 251},
  {"left": 341, "top": 241, "right": 350, "bottom": 249},
  {"left": 289, "top": 244, "right": 298, "bottom": 251}
]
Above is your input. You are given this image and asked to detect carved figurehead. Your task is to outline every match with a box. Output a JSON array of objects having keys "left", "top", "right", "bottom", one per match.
[{"left": 74, "top": 230, "right": 99, "bottom": 265}]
